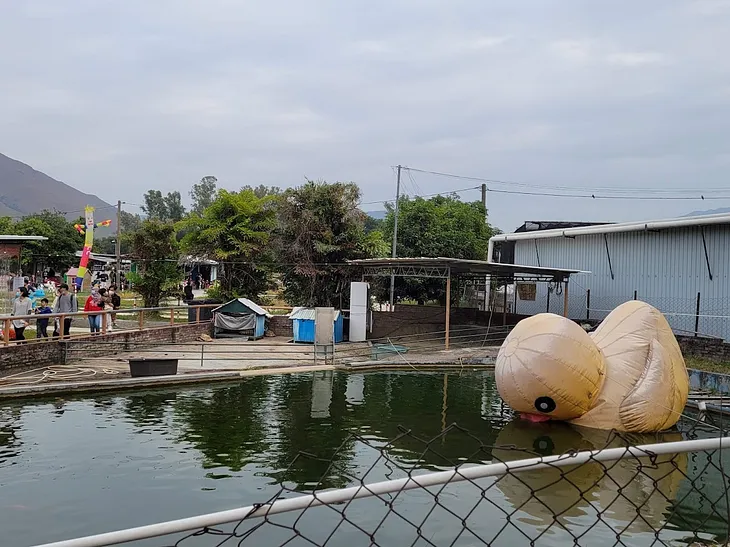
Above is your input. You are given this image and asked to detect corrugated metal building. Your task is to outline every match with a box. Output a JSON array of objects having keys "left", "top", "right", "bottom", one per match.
[{"left": 489, "top": 214, "right": 730, "bottom": 340}]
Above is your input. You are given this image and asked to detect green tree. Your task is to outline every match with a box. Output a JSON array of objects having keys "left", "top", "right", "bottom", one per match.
[
  {"left": 14, "top": 211, "right": 84, "bottom": 273},
  {"left": 126, "top": 220, "right": 181, "bottom": 307},
  {"left": 142, "top": 190, "right": 185, "bottom": 222},
  {"left": 120, "top": 210, "right": 142, "bottom": 233},
  {"left": 380, "top": 195, "right": 494, "bottom": 304},
  {"left": 164, "top": 191, "right": 186, "bottom": 222},
  {"left": 242, "top": 184, "right": 281, "bottom": 198},
  {"left": 190, "top": 176, "right": 218, "bottom": 214},
  {"left": 177, "top": 189, "right": 275, "bottom": 300},
  {"left": 276, "top": 181, "right": 383, "bottom": 307}
]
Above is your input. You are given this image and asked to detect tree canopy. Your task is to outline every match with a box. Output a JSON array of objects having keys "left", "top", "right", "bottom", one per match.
[
  {"left": 189, "top": 176, "right": 218, "bottom": 215},
  {"left": 177, "top": 189, "right": 276, "bottom": 300},
  {"left": 379, "top": 195, "right": 494, "bottom": 304},
  {"left": 142, "top": 190, "right": 186, "bottom": 223},
  {"left": 127, "top": 220, "right": 181, "bottom": 307},
  {"left": 12, "top": 211, "right": 84, "bottom": 272},
  {"left": 276, "top": 181, "right": 386, "bottom": 307}
]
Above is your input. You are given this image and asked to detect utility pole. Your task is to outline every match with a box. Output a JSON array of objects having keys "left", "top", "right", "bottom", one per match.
[
  {"left": 389, "top": 165, "right": 402, "bottom": 309},
  {"left": 481, "top": 184, "right": 489, "bottom": 311},
  {"left": 116, "top": 200, "right": 122, "bottom": 288}
]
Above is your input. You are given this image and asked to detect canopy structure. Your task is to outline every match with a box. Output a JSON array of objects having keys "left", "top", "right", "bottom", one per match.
[{"left": 348, "top": 257, "right": 589, "bottom": 349}]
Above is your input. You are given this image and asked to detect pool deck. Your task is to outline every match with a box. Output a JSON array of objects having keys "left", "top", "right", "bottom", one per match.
[{"left": 0, "top": 338, "right": 499, "bottom": 399}]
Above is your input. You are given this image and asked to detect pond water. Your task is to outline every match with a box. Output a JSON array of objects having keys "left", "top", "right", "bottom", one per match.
[{"left": 0, "top": 371, "right": 728, "bottom": 547}]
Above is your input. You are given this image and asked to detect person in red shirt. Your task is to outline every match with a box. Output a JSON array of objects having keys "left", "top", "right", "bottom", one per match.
[{"left": 84, "top": 288, "right": 103, "bottom": 334}]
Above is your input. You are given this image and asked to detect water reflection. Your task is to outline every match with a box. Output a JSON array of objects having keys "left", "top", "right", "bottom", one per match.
[
  {"left": 174, "top": 378, "right": 270, "bottom": 472},
  {"left": 0, "top": 371, "right": 727, "bottom": 547},
  {"left": 493, "top": 420, "right": 687, "bottom": 534}
]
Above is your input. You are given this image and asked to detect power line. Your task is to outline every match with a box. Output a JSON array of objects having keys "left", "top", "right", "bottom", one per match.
[
  {"left": 359, "top": 186, "right": 481, "bottom": 206},
  {"left": 404, "top": 166, "right": 730, "bottom": 196}
]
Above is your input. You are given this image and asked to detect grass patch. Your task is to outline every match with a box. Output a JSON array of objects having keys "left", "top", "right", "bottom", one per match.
[{"left": 685, "top": 356, "right": 730, "bottom": 375}]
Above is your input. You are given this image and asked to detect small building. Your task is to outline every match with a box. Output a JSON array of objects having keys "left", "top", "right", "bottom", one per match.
[
  {"left": 179, "top": 256, "right": 218, "bottom": 288},
  {"left": 212, "top": 298, "right": 271, "bottom": 339},
  {"left": 290, "top": 307, "right": 345, "bottom": 344},
  {"left": 488, "top": 212, "right": 730, "bottom": 341}
]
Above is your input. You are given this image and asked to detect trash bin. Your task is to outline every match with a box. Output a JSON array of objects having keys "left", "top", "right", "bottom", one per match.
[{"left": 187, "top": 299, "right": 221, "bottom": 323}]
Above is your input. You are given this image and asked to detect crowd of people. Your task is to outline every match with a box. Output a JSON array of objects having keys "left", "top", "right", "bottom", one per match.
[{"left": 8, "top": 277, "right": 122, "bottom": 341}]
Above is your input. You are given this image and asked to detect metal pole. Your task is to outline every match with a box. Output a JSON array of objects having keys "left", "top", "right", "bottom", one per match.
[
  {"left": 563, "top": 279, "right": 569, "bottom": 318},
  {"left": 389, "top": 165, "right": 402, "bottom": 310},
  {"left": 445, "top": 268, "right": 451, "bottom": 349},
  {"left": 482, "top": 183, "right": 489, "bottom": 312},
  {"left": 633, "top": 290, "right": 637, "bottom": 301},
  {"left": 502, "top": 283, "right": 507, "bottom": 326},
  {"left": 695, "top": 291, "right": 701, "bottom": 337},
  {"left": 115, "top": 200, "right": 122, "bottom": 288},
  {"left": 546, "top": 284, "right": 551, "bottom": 313},
  {"left": 586, "top": 289, "right": 591, "bottom": 321}
]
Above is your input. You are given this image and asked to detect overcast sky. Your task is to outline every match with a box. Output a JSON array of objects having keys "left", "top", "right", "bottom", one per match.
[{"left": 2, "top": 0, "right": 730, "bottom": 231}]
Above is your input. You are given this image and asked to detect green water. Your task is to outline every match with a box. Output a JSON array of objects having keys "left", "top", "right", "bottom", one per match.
[{"left": 0, "top": 371, "right": 727, "bottom": 546}]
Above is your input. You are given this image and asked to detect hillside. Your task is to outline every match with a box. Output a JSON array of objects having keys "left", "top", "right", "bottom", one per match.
[{"left": 0, "top": 153, "right": 111, "bottom": 222}]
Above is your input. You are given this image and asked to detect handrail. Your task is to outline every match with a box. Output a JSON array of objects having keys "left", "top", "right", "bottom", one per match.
[{"left": 0, "top": 303, "right": 220, "bottom": 346}]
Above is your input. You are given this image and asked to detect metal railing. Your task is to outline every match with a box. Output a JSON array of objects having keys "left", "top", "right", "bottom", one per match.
[{"left": 0, "top": 303, "right": 220, "bottom": 346}]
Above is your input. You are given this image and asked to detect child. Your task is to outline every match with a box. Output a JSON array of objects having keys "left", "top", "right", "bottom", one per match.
[{"left": 35, "top": 298, "right": 52, "bottom": 338}]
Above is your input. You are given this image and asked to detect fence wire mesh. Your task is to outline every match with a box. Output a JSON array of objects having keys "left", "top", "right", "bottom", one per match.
[{"left": 67, "top": 411, "right": 730, "bottom": 547}]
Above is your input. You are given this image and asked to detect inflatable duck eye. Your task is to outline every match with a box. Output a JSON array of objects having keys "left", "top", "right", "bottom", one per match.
[{"left": 495, "top": 314, "right": 606, "bottom": 421}]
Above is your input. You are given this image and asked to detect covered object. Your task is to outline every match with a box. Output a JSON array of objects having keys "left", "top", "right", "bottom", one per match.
[
  {"left": 212, "top": 298, "right": 271, "bottom": 339},
  {"left": 290, "top": 308, "right": 344, "bottom": 343}
]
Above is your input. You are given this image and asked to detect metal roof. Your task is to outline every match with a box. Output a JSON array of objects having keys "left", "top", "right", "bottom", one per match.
[
  {"left": 74, "top": 251, "right": 131, "bottom": 264},
  {"left": 289, "top": 307, "right": 341, "bottom": 321},
  {"left": 490, "top": 212, "right": 730, "bottom": 243},
  {"left": 0, "top": 235, "right": 48, "bottom": 242},
  {"left": 178, "top": 255, "right": 219, "bottom": 266},
  {"left": 212, "top": 298, "right": 272, "bottom": 317},
  {"left": 348, "top": 257, "right": 587, "bottom": 278}
]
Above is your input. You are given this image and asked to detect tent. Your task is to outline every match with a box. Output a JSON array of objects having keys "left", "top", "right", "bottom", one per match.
[
  {"left": 212, "top": 298, "right": 271, "bottom": 339},
  {"left": 289, "top": 307, "right": 344, "bottom": 344}
]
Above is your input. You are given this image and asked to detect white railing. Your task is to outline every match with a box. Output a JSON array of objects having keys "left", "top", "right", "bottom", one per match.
[{"left": 32, "top": 436, "right": 730, "bottom": 547}]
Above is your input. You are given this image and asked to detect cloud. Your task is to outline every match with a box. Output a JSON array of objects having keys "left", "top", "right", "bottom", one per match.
[
  {"left": 606, "top": 51, "right": 668, "bottom": 67},
  {"left": 0, "top": 0, "right": 729, "bottom": 232}
]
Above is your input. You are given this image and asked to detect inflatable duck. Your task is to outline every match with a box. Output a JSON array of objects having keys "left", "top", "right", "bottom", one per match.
[{"left": 495, "top": 300, "right": 689, "bottom": 432}]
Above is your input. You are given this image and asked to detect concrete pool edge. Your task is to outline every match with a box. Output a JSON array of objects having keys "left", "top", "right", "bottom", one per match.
[{"left": 0, "top": 361, "right": 497, "bottom": 400}]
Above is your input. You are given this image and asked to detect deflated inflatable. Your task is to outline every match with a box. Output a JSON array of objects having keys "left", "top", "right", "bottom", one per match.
[{"left": 495, "top": 300, "right": 689, "bottom": 432}]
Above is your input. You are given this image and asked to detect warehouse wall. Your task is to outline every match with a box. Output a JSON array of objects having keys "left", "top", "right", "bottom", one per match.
[{"left": 509, "top": 224, "right": 730, "bottom": 340}]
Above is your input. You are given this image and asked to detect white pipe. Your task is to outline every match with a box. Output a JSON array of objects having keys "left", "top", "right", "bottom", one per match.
[
  {"left": 33, "top": 436, "right": 730, "bottom": 547},
  {"left": 489, "top": 212, "right": 730, "bottom": 245}
]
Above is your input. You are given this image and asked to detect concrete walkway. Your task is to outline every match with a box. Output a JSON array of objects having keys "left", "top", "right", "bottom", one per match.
[{"left": 0, "top": 337, "right": 499, "bottom": 399}]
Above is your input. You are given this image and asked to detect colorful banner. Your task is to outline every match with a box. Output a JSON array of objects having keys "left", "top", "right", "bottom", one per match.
[{"left": 73, "top": 206, "right": 112, "bottom": 291}]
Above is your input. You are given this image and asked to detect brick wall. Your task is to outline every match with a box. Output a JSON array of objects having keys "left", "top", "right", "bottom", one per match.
[
  {"left": 0, "top": 341, "right": 65, "bottom": 376},
  {"left": 0, "top": 322, "right": 214, "bottom": 374},
  {"left": 677, "top": 335, "right": 730, "bottom": 363},
  {"left": 371, "top": 305, "right": 530, "bottom": 340},
  {"left": 268, "top": 315, "right": 293, "bottom": 338}
]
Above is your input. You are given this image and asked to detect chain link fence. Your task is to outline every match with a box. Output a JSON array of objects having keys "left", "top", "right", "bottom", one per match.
[{"left": 39, "top": 411, "right": 730, "bottom": 547}]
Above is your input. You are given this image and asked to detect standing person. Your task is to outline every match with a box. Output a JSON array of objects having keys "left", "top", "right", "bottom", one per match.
[
  {"left": 98, "top": 288, "right": 113, "bottom": 333},
  {"left": 35, "top": 298, "right": 52, "bottom": 339},
  {"left": 84, "top": 287, "right": 103, "bottom": 334},
  {"left": 53, "top": 283, "right": 78, "bottom": 338},
  {"left": 109, "top": 284, "right": 121, "bottom": 328},
  {"left": 183, "top": 280, "right": 194, "bottom": 303},
  {"left": 11, "top": 287, "right": 32, "bottom": 342}
]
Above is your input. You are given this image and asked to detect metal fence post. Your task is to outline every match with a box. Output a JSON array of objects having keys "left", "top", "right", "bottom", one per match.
[
  {"left": 695, "top": 292, "right": 701, "bottom": 337},
  {"left": 586, "top": 289, "right": 591, "bottom": 321},
  {"left": 633, "top": 290, "right": 637, "bottom": 301}
]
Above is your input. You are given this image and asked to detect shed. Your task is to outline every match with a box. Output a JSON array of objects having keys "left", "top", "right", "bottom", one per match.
[
  {"left": 212, "top": 298, "right": 271, "bottom": 339},
  {"left": 289, "top": 308, "right": 344, "bottom": 344}
]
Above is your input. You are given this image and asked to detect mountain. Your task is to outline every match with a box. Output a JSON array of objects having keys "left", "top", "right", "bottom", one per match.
[
  {"left": 365, "top": 210, "right": 387, "bottom": 219},
  {"left": 0, "top": 153, "right": 112, "bottom": 225},
  {"left": 683, "top": 207, "right": 730, "bottom": 217}
]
